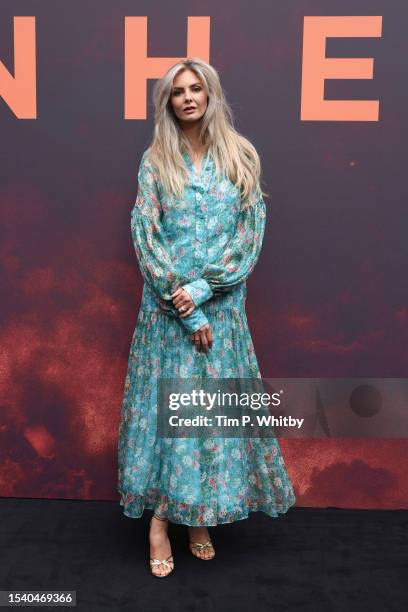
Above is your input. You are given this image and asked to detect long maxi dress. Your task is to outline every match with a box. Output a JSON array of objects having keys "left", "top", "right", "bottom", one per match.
[{"left": 117, "top": 148, "right": 296, "bottom": 526}]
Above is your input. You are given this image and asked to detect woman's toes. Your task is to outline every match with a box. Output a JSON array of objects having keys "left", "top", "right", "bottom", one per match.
[
  {"left": 152, "top": 560, "right": 170, "bottom": 576},
  {"left": 203, "top": 546, "right": 213, "bottom": 559},
  {"left": 151, "top": 565, "right": 159, "bottom": 576}
]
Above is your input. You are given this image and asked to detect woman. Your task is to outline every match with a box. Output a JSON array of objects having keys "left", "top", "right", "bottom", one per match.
[{"left": 117, "top": 58, "right": 296, "bottom": 577}]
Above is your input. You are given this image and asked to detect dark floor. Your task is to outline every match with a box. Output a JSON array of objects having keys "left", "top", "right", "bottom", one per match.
[{"left": 0, "top": 498, "right": 407, "bottom": 612}]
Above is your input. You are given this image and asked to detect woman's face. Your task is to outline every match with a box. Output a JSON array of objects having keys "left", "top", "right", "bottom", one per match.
[{"left": 169, "top": 69, "right": 208, "bottom": 124}]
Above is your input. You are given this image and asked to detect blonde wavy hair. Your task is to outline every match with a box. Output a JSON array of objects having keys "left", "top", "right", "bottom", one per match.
[{"left": 145, "top": 57, "right": 268, "bottom": 208}]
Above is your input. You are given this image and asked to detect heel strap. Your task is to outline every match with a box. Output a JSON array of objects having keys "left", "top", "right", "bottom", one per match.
[{"left": 153, "top": 513, "right": 168, "bottom": 522}]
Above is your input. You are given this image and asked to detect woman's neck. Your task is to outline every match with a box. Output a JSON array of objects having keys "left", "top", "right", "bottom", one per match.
[{"left": 181, "top": 124, "right": 205, "bottom": 155}]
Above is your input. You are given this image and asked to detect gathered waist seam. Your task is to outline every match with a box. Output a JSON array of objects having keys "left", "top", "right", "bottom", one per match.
[{"left": 139, "top": 302, "right": 245, "bottom": 316}]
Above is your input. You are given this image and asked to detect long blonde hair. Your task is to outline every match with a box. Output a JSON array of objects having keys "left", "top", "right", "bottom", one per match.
[{"left": 145, "top": 57, "right": 268, "bottom": 208}]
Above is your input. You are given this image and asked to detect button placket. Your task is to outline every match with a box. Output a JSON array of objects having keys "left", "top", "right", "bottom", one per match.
[
  {"left": 194, "top": 183, "right": 206, "bottom": 269},
  {"left": 185, "top": 155, "right": 213, "bottom": 275}
]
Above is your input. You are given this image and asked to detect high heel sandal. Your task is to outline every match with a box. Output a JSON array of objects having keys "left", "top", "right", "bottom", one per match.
[
  {"left": 149, "top": 513, "right": 174, "bottom": 578},
  {"left": 189, "top": 538, "right": 215, "bottom": 560}
]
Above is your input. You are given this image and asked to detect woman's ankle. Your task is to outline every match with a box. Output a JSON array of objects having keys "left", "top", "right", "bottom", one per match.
[{"left": 150, "top": 516, "right": 168, "bottom": 534}]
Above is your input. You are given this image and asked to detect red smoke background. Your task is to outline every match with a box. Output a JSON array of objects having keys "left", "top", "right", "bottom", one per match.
[{"left": 0, "top": 0, "right": 407, "bottom": 509}]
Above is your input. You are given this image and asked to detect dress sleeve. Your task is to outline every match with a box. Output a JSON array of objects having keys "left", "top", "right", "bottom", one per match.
[
  {"left": 181, "top": 186, "right": 267, "bottom": 307},
  {"left": 131, "top": 151, "right": 209, "bottom": 334}
]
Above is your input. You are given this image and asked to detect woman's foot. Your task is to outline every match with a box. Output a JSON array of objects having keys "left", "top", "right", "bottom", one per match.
[
  {"left": 149, "top": 514, "right": 174, "bottom": 577},
  {"left": 188, "top": 526, "right": 215, "bottom": 560}
]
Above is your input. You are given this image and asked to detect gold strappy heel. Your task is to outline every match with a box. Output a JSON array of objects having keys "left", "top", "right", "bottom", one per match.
[
  {"left": 189, "top": 539, "right": 216, "bottom": 560},
  {"left": 149, "top": 513, "right": 174, "bottom": 578}
]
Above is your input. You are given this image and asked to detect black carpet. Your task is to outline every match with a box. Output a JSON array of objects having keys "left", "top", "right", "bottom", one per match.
[{"left": 0, "top": 498, "right": 407, "bottom": 611}]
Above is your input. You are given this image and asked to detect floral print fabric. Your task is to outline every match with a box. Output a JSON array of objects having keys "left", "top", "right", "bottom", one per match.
[{"left": 117, "top": 148, "right": 296, "bottom": 525}]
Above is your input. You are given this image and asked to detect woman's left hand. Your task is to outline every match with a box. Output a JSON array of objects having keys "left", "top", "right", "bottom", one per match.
[{"left": 171, "top": 287, "right": 195, "bottom": 318}]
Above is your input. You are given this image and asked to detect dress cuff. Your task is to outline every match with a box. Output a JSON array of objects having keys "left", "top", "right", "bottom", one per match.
[
  {"left": 181, "top": 278, "right": 213, "bottom": 308},
  {"left": 179, "top": 307, "right": 209, "bottom": 333}
]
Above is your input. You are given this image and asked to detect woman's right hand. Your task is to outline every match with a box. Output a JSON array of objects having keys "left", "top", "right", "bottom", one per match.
[{"left": 190, "top": 323, "right": 213, "bottom": 353}]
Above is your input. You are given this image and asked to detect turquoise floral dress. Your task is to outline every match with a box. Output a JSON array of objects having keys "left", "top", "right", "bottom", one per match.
[{"left": 117, "top": 148, "right": 296, "bottom": 526}]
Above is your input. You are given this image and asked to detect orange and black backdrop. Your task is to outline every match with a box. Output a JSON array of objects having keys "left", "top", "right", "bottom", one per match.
[{"left": 1, "top": 1, "right": 407, "bottom": 509}]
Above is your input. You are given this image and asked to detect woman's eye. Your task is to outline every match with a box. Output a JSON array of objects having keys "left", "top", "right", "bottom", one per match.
[{"left": 172, "top": 87, "right": 201, "bottom": 97}]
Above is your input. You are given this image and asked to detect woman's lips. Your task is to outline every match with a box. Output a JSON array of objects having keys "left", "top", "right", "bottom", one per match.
[{"left": 184, "top": 107, "right": 196, "bottom": 113}]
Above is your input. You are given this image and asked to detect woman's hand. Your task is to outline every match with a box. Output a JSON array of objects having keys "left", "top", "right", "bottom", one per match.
[
  {"left": 171, "top": 287, "right": 195, "bottom": 318},
  {"left": 190, "top": 323, "right": 213, "bottom": 353}
]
